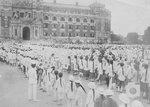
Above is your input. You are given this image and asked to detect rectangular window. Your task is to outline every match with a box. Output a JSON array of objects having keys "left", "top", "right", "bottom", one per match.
[
  {"left": 43, "top": 23, "right": 49, "bottom": 28},
  {"left": 69, "top": 33, "right": 72, "bottom": 37},
  {"left": 84, "top": 26, "right": 88, "bottom": 30},
  {"left": 90, "top": 33, "right": 95, "bottom": 37},
  {"left": 61, "top": 24, "right": 65, "bottom": 29},
  {"left": 44, "top": 32, "right": 48, "bottom": 36},
  {"left": 20, "top": 12, "right": 24, "bottom": 18},
  {"left": 76, "top": 33, "right": 79, "bottom": 36},
  {"left": 76, "top": 25, "right": 80, "bottom": 29},
  {"left": 52, "top": 24, "right": 57, "bottom": 28},
  {"left": 90, "top": 26, "right": 95, "bottom": 30},
  {"left": 90, "top": 19, "right": 94, "bottom": 23},
  {"left": 15, "top": 29, "right": 17, "bottom": 36},
  {"left": 60, "top": 17, "right": 65, "bottom": 21},
  {"left": 69, "top": 25, "right": 73, "bottom": 29},
  {"left": 61, "top": 33, "right": 65, "bottom": 36}
]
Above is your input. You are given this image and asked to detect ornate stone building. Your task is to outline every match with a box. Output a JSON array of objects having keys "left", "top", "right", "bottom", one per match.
[{"left": 0, "top": 0, "right": 111, "bottom": 44}]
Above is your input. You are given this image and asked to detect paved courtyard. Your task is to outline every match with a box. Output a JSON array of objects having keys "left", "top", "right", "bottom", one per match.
[{"left": 0, "top": 62, "right": 149, "bottom": 107}]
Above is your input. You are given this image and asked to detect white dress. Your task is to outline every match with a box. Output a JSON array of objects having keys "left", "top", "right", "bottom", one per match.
[
  {"left": 75, "top": 87, "right": 84, "bottom": 107},
  {"left": 55, "top": 78, "right": 65, "bottom": 100},
  {"left": 86, "top": 89, "right": 95, "bottom": 107}
]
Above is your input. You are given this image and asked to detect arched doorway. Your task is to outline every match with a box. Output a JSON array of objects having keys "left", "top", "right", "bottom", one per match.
[{"left": 23, "top": 27, "right": 30, "bottom": 40}]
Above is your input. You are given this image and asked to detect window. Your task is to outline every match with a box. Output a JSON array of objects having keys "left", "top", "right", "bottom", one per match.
[
  {"left": 61, "top": 33, "right": 65, "bottom": 36},
  {"left": 90, "top": 33, "right": 95, "bottom": 37},
  {"left": 15, "top": 29, "right": 17, "bottom": 36},
  {"left": 69, "top": 33, "right": 72, "bottom": 37},
  {"left": 76, "top": 18, "right": 80, "bottom": 22},
  {"left": 43, "top": 23, "right": 49, "bottom": 28},
  {"left": 44, "top": 32, "right": 48, "bottom": 36},
  {"left": 90, "top": 19, "right": 94, "bottom": 23},
  {"left": 76, "top": 33, "right": 79, "bottom": 36},
  {"left": 35, "top": 30, "right": 38, "bottom": 37},
  {"left": 60, "top": 17, "right": 65, "bottom": 21},
  {"left": 68, "top": 17, "right": 73, "bottom": 22},
  {"left": 52, "top": 16, "right": 57, "bottom": 21},
  {"left": 90, "top": 26, "right": 95, "bottom": 30},
  {"left": 69, "top": 25, "right": 73, "bottom": 29},
  {"left": 76, "top": 25, "right": 80, "bottom": 29},
  {"left": 83, "top": 25, "right": 88, "bottom": 30},
  {"left": 83, "top": 18, "right": 87, "bottom": 23},
  {"left": 52, "top": 24, "right": 57, "bottom": 28},
  {"left": 28, "top": 13, "right": 32, "bottom": 18},
  {"left": 44, "top": 15, "right": 49, "bottom": 20},
  {"left": 52, "top": 32, "right": 57, "bottom": 36},
  {"left": 20, "top": 12, "right": 24, "bottom": 18},
  {"left": 60, "top": 24, "right": 65, "bottom": 29}
]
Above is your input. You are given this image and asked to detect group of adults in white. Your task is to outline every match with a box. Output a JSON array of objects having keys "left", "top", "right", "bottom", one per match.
[{"left": 0, "top": 40, "right": 149, "bottom": 107}]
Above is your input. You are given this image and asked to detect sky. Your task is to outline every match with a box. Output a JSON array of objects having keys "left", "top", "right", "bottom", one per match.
[{"left": 44, "top": 0, "right": 150, "bottom": 36}]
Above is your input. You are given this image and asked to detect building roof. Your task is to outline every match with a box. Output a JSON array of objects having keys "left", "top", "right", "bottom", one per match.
[
  {"left": 89, "top": 2, "right": 105, "bottom": 8},
  {"left": 42, "top": 2, "right": 90, "bottom": 10}
]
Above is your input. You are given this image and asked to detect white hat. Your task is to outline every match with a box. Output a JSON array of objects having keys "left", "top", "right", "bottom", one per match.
[
  {"left": 119, "top": 93, "right": 130, "bottom": 104},
  {"left": 69, "top": 75, "right": 74, "bottom": 81},
  {"left": 75, "top": 79, "right": 82, "bottom": 84},
  {"left": 88, "top": 82, "right": 96, "bottom": 89},
  {"left": 103, "top": 89, "right": 114, "bottom": 96},
  {"left": 96, "top": 87, "right": 104, "bottom": 94},
  {"left": 31, "top": 60, "right": 36, "bottom": 65}
]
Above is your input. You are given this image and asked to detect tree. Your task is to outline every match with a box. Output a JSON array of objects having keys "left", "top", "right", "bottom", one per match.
[{"left": 126, "top": 32, "right": 139, "bottom": 44}]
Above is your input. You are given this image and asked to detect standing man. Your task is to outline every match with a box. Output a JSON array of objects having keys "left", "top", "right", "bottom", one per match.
[{"left": 27, "top": 61, "right": 39, "bottom": 102}]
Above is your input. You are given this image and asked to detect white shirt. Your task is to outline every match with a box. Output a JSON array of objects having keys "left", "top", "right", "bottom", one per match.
[{"left": 28, "top": 67, "right": 37, "bottom": 84}]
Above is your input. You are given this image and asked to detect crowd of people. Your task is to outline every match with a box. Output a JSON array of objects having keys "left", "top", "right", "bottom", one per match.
[{"left": 0, "top": 39, "right": 150, "bottom": 107}]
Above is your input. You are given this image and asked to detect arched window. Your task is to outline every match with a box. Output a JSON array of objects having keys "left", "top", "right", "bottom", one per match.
[
  {"left": 68, "top": 17, "right": 73, "bottom": 22},
  {"left": 83, "top": 18, "right": 87, "bottom": 23},
  {"left": 60, "top": 17, "right": 65, "bottom": 21},
  {"left": 52, "top": 16, "right": 57, "bottom": 21},
  {"left": 76, "top": 18, "right": 80, "bottom": 22}
]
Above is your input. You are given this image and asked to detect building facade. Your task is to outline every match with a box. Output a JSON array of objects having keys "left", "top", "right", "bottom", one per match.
[{"left": 0, "top": 0, "right": 111, "bottom": 44}]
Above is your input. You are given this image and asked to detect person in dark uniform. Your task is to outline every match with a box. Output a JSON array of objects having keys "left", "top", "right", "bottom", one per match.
[
  {"left": 94, "top": 87, "right": 105, "bottom": 107},
  {"left": 102, "top": 90, "right": 118, "bottom": 107}
]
